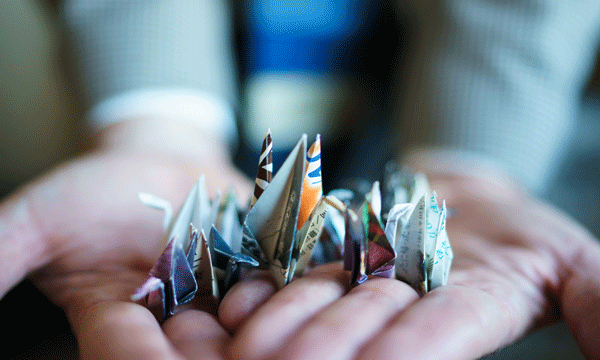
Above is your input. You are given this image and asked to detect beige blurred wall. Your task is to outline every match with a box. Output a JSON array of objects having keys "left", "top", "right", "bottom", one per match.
[{"left": 0, "top": 1, "right": 85, "bottom": 195}]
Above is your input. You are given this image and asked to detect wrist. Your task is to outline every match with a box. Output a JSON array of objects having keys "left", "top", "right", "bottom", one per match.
[
  {"left": 404, "top": 148, "right": 526, "bottom": 188},
  {"left": 86, "top": 87, "right": 238, "bottom": 165},
  {"left": 97, "top": 118, "right": 234, "bottom": 165},
  {"left": 400, "top": 148, "right": 530, "bottom": 205}
]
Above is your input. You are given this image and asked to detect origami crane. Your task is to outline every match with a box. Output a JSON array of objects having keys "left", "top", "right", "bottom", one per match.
[{"left": 132, "top": 132, "right": 453, "bottom": 320}]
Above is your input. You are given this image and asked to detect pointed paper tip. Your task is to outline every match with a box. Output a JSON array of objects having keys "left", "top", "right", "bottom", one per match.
[
  {"left": 137, "top": 192, "right": 153, "bottom": 203},
  {"left": 137, "top": 192, "right": 172, "bottom": 211},
  {"left": 131, "top": 276, "right": 163, "bottom": 301},
  {"left": 366, "top": 181, "right": 382, "bottom": 219},
  {"left": 199, "top": 227, "right": 207, "bottom": 242},
  {"left": 308, "top": 135, "right": 321, "bottom": 154},
  {"left": 137, "top": 193, "right": 174, "bottom": 231},
  {"left": 430, "top": 191, "right": 439, "bottom": 206},
  {"left": 196, "top": 175, "right": 206, "bottom": 193},
  {"left": 371, "top": 181, "right": 381, "bottom": 196},
  {"left": 312, "top": 134, "right": 321, "bottom": 146},
  {"left": 299, "top": 134, "right": 308, "bottom": 156}
]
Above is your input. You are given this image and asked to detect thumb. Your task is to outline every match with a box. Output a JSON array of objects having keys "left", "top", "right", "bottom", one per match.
[
  {"left": 0, "top": 167, "right": 69, "bottom": 298},
  {"left": 0, "top": 184, "right": 55, "bottom": 298}
]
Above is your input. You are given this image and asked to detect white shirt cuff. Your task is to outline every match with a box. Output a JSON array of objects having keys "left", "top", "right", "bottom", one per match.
[{"left": 87, "top": 88, "right": 237, "bottom": 143}]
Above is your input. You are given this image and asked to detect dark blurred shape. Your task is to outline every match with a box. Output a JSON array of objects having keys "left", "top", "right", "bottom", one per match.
[
  {"left": 4, "top": 281, "right": 75, "bottom": 359},
  {"left": 0, "top": 1, "right": 84, "bottom": 358},
  {"left": 234, "top": 0, "right": 404, "bottom": 192}
]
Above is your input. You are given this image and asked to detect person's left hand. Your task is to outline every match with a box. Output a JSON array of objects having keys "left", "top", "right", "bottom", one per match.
[{"left": 218, "top": 170, "right": 600, "bottom": 360}]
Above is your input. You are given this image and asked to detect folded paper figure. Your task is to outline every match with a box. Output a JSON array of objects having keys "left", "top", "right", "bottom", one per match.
[{"left": 132, "top": 132, "right": 453, "bottom": 320}]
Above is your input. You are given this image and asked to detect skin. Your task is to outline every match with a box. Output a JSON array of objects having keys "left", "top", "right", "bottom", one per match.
[
  {"left": 1, "top": 119, "right": 599, "bottom": 359},
  {"left": 0, "top": 119, "right": 251, "bottom": 359},
  {"left": 217, "top": 169, "right": 600, "bottom": 360}
]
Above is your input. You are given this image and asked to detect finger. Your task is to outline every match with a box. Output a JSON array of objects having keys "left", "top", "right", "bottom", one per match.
[
  {"left": 228, "top": 263, "right": 349, "bottom": 360},
  {"left": 278, "top": 278, "right": 419, "bottom": 360},
  {"left": 163, "top": 309, "right": 231, "bottom": 360},
  {"left": 218, "top": 269, "right": 278, "bottom": 331},
  {"left": 358, "top": 284, "right": 527, "bottom": 360},
  {"left": 0, "top": 188, "right": 49, "bottom": 297},
  {"left": 72, "top": 301, "right": 184, "bottom": 359}
]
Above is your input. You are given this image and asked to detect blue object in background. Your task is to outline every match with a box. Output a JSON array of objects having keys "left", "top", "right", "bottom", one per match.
[
  {"left": 236, "top": 0, "right": 402, "bottom": 188},
  {"left": 245, "top": 0, "right": 368, "bottom": 73}
]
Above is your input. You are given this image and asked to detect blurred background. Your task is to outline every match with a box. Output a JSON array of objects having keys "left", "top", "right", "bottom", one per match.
[{"left": 1, "top": 1, "right": 599, "bottom": 358}]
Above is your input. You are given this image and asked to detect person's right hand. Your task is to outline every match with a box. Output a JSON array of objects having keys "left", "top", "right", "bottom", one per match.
[{"left": 0, "top": 118, "right": 252, "bottom": 359}]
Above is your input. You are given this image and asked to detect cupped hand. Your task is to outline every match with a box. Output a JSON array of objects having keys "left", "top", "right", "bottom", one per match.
[
  {"left": 0, "top": 119, "right": 252, "bottom": 359},
  {"left": 219, "top": 170, "right": 600, "bottom": 360}
]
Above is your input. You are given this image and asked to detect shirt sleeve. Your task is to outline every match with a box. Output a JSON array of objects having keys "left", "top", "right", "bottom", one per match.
[
  {"left": 394, "top": 0, "right": 600, "bottom": 192},
  {"left": 61, "top": 0, "right": 238, "bottom": 142}
]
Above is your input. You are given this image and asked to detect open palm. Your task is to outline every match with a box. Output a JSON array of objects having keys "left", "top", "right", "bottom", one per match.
[
  {"left": 5, "top": 131, "right": 599, "bottom": 359},
  {"left": 0, "top": 122, "right": 252, "bottom": 359},
  {"left": 216, "top": 172, "right": 600, "bottom": 360}
]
